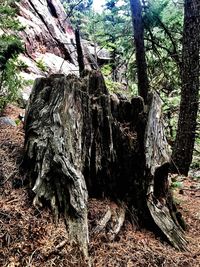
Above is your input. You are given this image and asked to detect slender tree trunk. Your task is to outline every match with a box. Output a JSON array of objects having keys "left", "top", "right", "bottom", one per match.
[
  {"left": 111, "top": 47, "right": 117, "bottom": 81},
  {"left": 75, "top": 28, "right": 85, "bottom": 77},
  {"left": 171, "top": 0, "right": 200, "bottom": 176},
  {"left": 130, "top": 0, "right": 149, "bottom": 104}
]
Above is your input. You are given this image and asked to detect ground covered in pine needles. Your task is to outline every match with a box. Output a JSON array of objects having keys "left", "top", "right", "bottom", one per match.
[{"left": 0, "top": 105, "right": 200, "bottom": 267}]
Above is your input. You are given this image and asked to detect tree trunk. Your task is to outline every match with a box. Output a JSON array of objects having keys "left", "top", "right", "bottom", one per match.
[
  {"left": 130, "top": 0, "right": 149, "bottom": 104},
  {"left": 75, "top": 28, "right": 85, "bottom": 77},
  {"left": 171, "top": 0, "right": 200, "bottom": 176},
  {"left": 23, "top": 71, "right": 187, "bottom": 263}
]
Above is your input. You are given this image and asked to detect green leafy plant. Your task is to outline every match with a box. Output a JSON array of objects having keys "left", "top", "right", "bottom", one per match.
[
  {"left": 15, "top": 118, "right": 21, "bottom": 125},
  {"left": 0, "top": 58, "right": 25, "bottom": 111},
  {"left": 171, "top": 181, "right": 183, "bottom": 189},
  {"left": 36, "top": 59, "right": 48, "bottom": 72},
  {"left": 0, "top": 34, "right": 24, "bottom": 70},
  {"left": 0, "top": 0, "right": 24, "bottom": 113}
]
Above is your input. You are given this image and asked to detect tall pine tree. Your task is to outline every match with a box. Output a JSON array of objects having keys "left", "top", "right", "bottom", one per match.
[{"left": 171, "top": 0, "right": 200, "bottom": 175}]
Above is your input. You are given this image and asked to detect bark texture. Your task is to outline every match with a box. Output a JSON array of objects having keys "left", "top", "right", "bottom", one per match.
[
  {"left": 171, "top": 0, "right": 200, "bottom": 175},
  {"left": 23, "top": 71, "right": 187, "bottom": 260},
  {"left": 130, "top": 0, "right": 149, "bottom": 103},
  {"left": 75, "top": 28, "right": 85, "bottom": 76},
  {"left": 146, "top": 93, "right": 187, "bottom": 251}
]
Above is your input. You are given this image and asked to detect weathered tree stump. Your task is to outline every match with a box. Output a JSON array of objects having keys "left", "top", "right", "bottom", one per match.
[{"left": 23, "top": 71, "right": 187, "bottom": 262}]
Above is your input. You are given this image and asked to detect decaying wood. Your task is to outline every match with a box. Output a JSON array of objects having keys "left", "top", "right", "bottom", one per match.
[
  {"left": 23, "top": 71, "right": 187, "bottom": 261},
  {"left": 106, "top": 204, "right": 126, "bottom": 241},
  {"left": 24, "top": 73, "right": 89, "bottom": 258},
  {"left": 93, "top": 208, "right": 112, "bottom": 235},
  {"left": 92, "top": 203, "right": 126, "bottom": 241},
  {"left": 146, "top": 92, "right": 187, "bottom": 251}
]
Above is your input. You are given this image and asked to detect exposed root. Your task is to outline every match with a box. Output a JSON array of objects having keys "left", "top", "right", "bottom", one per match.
[
  {"left": 92, "top": 207, "right": 112, "bottom": 235},
  {"left": 91, "top": 202, "right": 126, "bottom": 241},
  {"left": 107, "top": 205, "right": 126, "bottom": 241},
  {"left": 147, "top": 194, "right": 188, "bottom": 251}
]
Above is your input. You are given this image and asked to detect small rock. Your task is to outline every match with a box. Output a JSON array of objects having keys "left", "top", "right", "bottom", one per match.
[{"left": 0, "top": 117, "right": 17, "bottom": 127}]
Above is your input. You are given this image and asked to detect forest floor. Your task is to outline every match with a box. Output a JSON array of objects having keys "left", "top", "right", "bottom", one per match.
[{"left": 0, "top": 104, "right": 200, "bottom": 267}]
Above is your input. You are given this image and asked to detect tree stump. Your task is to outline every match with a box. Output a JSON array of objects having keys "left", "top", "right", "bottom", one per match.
[{"left": 23, "top": 71, "right": 187, "bottom": 262}]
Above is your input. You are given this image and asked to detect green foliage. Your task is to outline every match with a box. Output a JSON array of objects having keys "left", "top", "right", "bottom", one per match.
[
  {"left": 101, "top": 64, "right": 118, "bottom": 91},
  {"left": 0, "top": 58, "right": 24, "bottom": 111},
  {"left": 104, "top": 78, "right": 122, "bottom": 93},
  {"left": 63, "top": 0, "right": 184, "bottom": 93},
  {"left": 15, "top": 118, "right": 21, "bottom": 125},
  {"left": 101, "top": 64, "right": 112, "bottom": 76},
  {"left": 145, "top": 0, "right": 183, "bottom": 94},
  {"left": 23, "top": 79, "right": 34, "bottom": 86},
  {"left": 0, "top": 34, "right": 24, "bottom": 70},
  {"left": 17, "top": 60, "right": 29, "bottom": 71},
  {"left": 101, "top": 63, "right": 131, "bottom": 97},
  {"left": 36, "top": 59, "right": 48, "bottom": 72},
  {"left": 0, "top": 0, "right": 24, "bottom": 112},
  {"left": 135, "top": 0, "right": 184, "bottom": 141},
  {"left": 171, "top": 181, "right": 183, "bottom": 189},
  {"left": 0, "top": 0, "right": 22, "bottom": 30},
  {"left": 62, "top": 0, "right": 93, "bottom": 28}
]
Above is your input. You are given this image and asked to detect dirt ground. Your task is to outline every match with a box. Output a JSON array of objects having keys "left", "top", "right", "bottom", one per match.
[{"left": 0, "top": 104, "right": 200, "bottom": 267}]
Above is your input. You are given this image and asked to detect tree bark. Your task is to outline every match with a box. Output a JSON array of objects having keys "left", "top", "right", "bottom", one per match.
[
  {"left": 75, "top": 28, "right": 85, "bottom": 77},
  {"left": 171, "top": 0, "right": 200, "bottom": 176},
  {"left": 23, "top": 71, "right": 187, "bottom": 262},
  {"left": 130, "top": 0, "right": 149, "bottom": 104}
]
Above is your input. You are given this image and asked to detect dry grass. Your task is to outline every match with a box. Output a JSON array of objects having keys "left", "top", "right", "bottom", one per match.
[{"left": 0, "top": 105, "right": 199, "bottom": 266}]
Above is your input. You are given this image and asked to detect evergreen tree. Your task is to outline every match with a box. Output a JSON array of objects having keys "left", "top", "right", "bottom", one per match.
[
  {"left": 62, "top": 0, "right": 93, "bottom": 28},
  {"left": 0, "top": 0, "right": 24, "bottom": 112}
]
